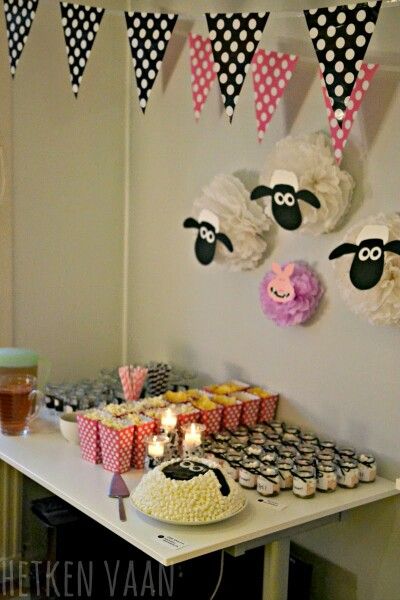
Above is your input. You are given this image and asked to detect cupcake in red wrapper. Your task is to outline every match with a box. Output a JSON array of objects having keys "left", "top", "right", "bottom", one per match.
[
  {"left": 131, "top": 417, "right": 156, "bottom": 469},
  {"left": 247, "top": 387, "right": 279, "bottom": 423},
  {"left": 235, "top": 392, "right": 261, "bottom": 427},
  {"left": 77, "top": 411, "right": 104, "bottom": 464},
  {"left": 99, "top": 420, "right": 135, "bottom": 473}
]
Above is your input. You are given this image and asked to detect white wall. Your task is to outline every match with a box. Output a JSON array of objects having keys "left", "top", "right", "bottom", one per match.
[
  {"left": 127, "top": 6, "right": 400, "bottom": 600},
  {"left": 12, "top": 0, "right": 127, "bottom": 379}
]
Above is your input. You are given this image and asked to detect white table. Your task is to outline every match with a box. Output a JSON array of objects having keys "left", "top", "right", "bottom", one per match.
[{"left": 0, "top": 415, "right": 398, "bottom": 600}]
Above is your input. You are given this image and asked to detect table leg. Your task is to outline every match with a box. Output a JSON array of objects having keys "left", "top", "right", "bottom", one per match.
[{"left": 262, "top": 538, "right": 290, "bottom": 600}]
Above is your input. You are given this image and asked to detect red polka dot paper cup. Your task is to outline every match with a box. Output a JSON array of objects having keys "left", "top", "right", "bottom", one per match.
[
  {"left": 220, "top": 401, "right": 243, "bottom": 430},
  {"left": 235, "top": 392, "right": 261, "bottom": 427},
  {"left": 132, "top": 419, "right": 156, "bottom": 470},
  {"left": 199, "top": 406, "right": 224, "bottom": 435},
  {"left": 177, "top": 409, "right": 201, "bottom": 430},
  {"left": 99, "top": 423, "right": 135, "bottom": 474},
  {"left": 258, "top": 394, "right": 279, "bottom": 423},
  {"left": 77, "top": 414, "right": 102, "bottom": 464}
]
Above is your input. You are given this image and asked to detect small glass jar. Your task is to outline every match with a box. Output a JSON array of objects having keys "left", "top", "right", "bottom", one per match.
[
  {"left": 239, "top": 459, "right": 260, "bottom": 489},
  {"left": 357, "top": 454, "right": 377, "bottom": 483},
  {"left": 300, "top": 432, "right": 319, "bottom": 446},
  {"left": 269, "top": 420, "right": 285, "bottom": 435},
  {"left": 278, "top": 447, "right": 297, "bottom": 461},
  {"left": 249, "top": 433, "right": 266, "bottom": 446},
  {"left": 245, "top": 444, "right": 264, "bottom": 458},
  {"left": 211, "top": 445, "right": 229, "bottom": 468},
  {"left": 257, "top": 465, "right": 280, "bottom": 497},
  {"left": 316, "top": 450, "right": 336, "bottom": 466},
  {"left": 292, "top": 467, "right": 316, "bottom": 499},
  {"left": 229, "top": 440, "right": 247, "bottom": 453},
  {"left": 319, "top": 440, "right": 336, "bottom": 452},
  {"left": 260, "top": 451, "right": 278, "bottom": 465},
  {"left": 337, "top": 459, "right": 359, "bottom": 488},
  {"left": 231, "top": 432, "right": 249, "bottom": 445},
  {"left": 298, "top": 444, "right": 316, "bottom": 460},
  {"left": 337, "top": 447, "right": 356, "bottom": 460},
  {"left": 277, "top": 458, "right": 293, "bottom": 490},
  {"left": 283, "top": 425, "right": 301, "bottom": 440},
  {"left": 145, "top": 434, "right": 170, "bottom": 470},
  {"left": 226, "top": 459, "right": 241, "bottom": 481},
  {"left": 213, "top": 431, "right": 231, "bottom": 444},
  {"left": 266, "top": 432, "right": 281, "bottom": 443},
  {"left": 249, "top": 423, "right": 269, "bottom": 434},
  {"left": 316, "top": 464, "right": 337, "bottom": 493},
  {"left": 294, "top": 456, "right": 315, "bottom": 471}
]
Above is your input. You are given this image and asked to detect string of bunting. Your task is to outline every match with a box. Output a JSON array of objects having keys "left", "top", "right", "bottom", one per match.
[{"left": 1, "top": 1, "right": 388, "bottom": 158}]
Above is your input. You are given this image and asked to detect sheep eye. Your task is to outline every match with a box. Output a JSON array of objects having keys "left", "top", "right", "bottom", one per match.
[
  {"left": 181, "top": 461, "right": 193, "bottom": 469},
  {"left": 189, "top": 464, "right": 204, "bottom": 473},
  {"left": 370, "top": 246, "right": 382, "bottom": 261},
  {"left": 275, "top": 192, "right": 285, "bottom": 206},
  {"left": 199, "top": 226, "right": 208, "bottom": 239},
  {"left": 284, "top": 193, "right": 295, "bottom": 207},
  {"left": 206, "top": 231, "right": 215, "bottom": 244},
  {"left": 359, "top": 247, "right": 370, "bottom": 261}
]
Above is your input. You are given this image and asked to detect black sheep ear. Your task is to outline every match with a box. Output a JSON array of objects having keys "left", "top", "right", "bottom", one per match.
[
  {"left": 250, "top": 185, "right": 272, "bottom": 201},
  {"left": 384, "top": 240, "right": 400, "bottom": 255},
  {"left": 216, "top": 232, "right": 234, "bottom": 253},
  {"left": 183, "top": 217, "right": 200, "bottom": 229},
  {"left": 329, "top": 243, "right": 358, "bottom": 260},
  {"left": 297, "top": 189, "right": 321, "bottom": 209}
]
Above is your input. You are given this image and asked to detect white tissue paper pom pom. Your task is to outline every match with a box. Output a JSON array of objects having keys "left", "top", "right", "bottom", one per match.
[
  {"left": 331, "top": 213, "right": 400, "bottom": 325},
  {"left": 192, "top": 174, "right": 272, "bottom": 271},
  {"left": 260, "top": 132, "right": 355, "bottom": 235}
]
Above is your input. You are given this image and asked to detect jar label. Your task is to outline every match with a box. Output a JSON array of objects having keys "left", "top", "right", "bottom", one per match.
[
  {"left": 239, "top": 469, "right": 256, "bottom": 488},
  {"left": 257, "top": 476, "right": 279, "bottom": 496}
]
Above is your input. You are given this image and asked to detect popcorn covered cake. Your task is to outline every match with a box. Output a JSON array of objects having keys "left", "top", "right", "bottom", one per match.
[{"left": 131, "top": 458, "right": 246, "bottom": 524}]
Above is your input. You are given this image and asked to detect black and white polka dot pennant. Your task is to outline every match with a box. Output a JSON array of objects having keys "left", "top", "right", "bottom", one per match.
[
  {"left": 125, "top": 12, "right": 178, "bottom": 113},
  {"left": 60, "top": 3, "right": 104, "bottom": 97},
  {"left": 206, "top": 12, "right": 270, "bottom": 121},
  {"left": 3, "top": 0, "right": 39, "bottom": 76},
  {"left": 304, "top": 1, "right": 381, "bottom": 125}
]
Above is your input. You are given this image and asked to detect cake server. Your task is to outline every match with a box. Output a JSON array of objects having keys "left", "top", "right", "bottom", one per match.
[{"left": 108, "top": 473, "right": 130, "bottom": 522}]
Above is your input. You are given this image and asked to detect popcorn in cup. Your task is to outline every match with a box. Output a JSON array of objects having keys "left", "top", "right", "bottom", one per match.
[
  {"left": 99, "top": 419, "right": 135, "bottom": 473},
  {"left": 235, "top": 392, "right": 261, "bottom": 427},
  {"left": 77, "top": 411, "right": 104, "bottom": 464}
]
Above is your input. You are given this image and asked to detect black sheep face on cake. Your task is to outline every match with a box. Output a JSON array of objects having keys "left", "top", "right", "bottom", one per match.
[
  {"left": 251, "top": 169, "right": 321, "bottom": 231},
  {"left": 162, "top": 459, "right": 231, "bottom": 496}
]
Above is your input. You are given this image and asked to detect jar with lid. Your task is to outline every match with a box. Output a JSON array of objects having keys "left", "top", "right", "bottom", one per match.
[
  {"left": 211, "top": 445, "right": 229, "bottom": 468},
  {"left": 319, "top": 440, "right": 336, "bottom": 452},
  {"left": 337, "top": 447, "right": 356, "bottom": 460},
  {"left": 357, "top": 454, "right": 377, "bottom": 483},
  {"left": 337, "top": 459, "right": 359, "bottom": 488},
  {"left": 298, "top": 444, "right": 316, "bottom": 460},
  {"left": 283, "top": 425, "right": 301, "bottom": 440},
  {"left": 292, "top": 467, "right": 316, "bottom": 499},
  {"left": 229, "top": 440, "right": 246, "bottom": 453},
  {"left": 249, "top": 434, "right": 266, "bottom": 446},
  {"left": 238, "top": 459, "right": 260, "bottom": 489},
  {"left": 257, "top": 465, "right": 280, "bottom": 497},
  {"left": 245, "top": 444, "right": 264, "bottom": 458},
  {"left": 300, "top": 432, "right": 319, "bottom": 446},
  {"left": 248, "top": 423, "right": 269, "bottom": 435},
  {"left": 278, "top": 447, "right": 297, "bottom": 461},
  {"left": 294, "top": 456, "right": 315, "bottom": 471},
  {"left": 266, "top": 432, "right": 281, "bottom": 443},
  {"left": 316, "top": 450, "right": 335, "bottom": 466},
  {"left": 260, "top": 451, "right": 277, "bottom": 465},
  {"left": 316, "top": 464, "right": 337, "bottom": 493},
  {"left": 277, "top": 458, "right": 293, "bottom": 490},
  {"left": 230, "top": 431, "right": 249, "bottom": 445},
  {"left": 213, "top": 431, "right": 231, "bottom": 444},
  {"left": 269, "top": 420, "right": 285, "bottom": 434}
]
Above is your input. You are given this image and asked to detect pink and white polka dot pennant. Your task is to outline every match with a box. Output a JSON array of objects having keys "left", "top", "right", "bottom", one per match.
[
  {"left": 251, "top": 49, "right": 298, "bottom": 143},
  {"left": 188, "top": 33, "right": 217, "bottom": 121},
  {"left": 320, "top": 62, "right": 379, "bottom": 163}
]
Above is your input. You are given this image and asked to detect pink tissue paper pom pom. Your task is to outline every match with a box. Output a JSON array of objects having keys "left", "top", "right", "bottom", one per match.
[{"left": 260, "top": 262, "right": 324, "bottom": 326}]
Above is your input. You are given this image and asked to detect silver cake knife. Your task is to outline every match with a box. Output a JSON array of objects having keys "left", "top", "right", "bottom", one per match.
[{"left": 108, "top": 473, "right": 130, "bottom": 521}]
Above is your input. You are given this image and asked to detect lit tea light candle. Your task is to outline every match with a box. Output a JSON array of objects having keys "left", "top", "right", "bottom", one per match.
[
  {"left": 161, "top": 407, "right": 177, "bottom": 433},
  {"left": 145, "top": 434, "right": 169, "bottom": 470},
  {"left": 182, "top": 422, "right": 206, "bottom": 458}
]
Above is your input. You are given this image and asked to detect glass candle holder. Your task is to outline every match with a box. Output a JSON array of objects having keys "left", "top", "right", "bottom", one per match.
[
  {"left": 145, "top": 434, "right": 170, "bottom": 470},
  {"left": 181, "top": 422, "right": 206, "bottom": 458},
  {"left": 160, "top": 407, "right": 177, "bottom": 434}
]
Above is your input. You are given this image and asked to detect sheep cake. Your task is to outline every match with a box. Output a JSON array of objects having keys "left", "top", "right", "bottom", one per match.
[{"left": 131, "top": 458, "right": 246, "bottom": 524}]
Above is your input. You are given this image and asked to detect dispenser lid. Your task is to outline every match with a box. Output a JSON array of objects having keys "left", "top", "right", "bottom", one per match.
[{"left": 0, "top": 348, "right": 39, "bottom": 368}]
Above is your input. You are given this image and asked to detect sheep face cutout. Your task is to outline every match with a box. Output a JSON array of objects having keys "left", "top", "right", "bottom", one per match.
[
  {"left": 162, "top": 459, "right": 230, "bottom": 496},
  {"left": 267, "top": 263, "right": 295, "bottom": 303},
  {"left": 183, "top": 209, "right": 233, "bottom": 265},
  {"left": 329, "top": 225, "right": 400, "bottom": 290},
  {"left": 251, "top": 170, "right": 321, "bottom": 231}
]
